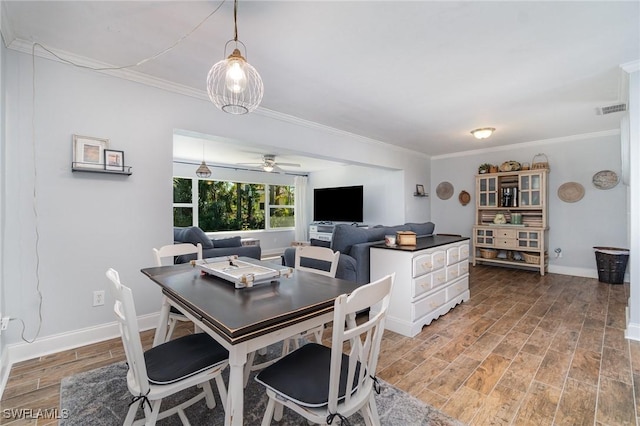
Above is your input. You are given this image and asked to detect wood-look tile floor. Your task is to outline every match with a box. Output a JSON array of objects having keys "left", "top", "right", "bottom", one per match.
[{"left": 2, "top": 265, "right": 638, "bottom": 425}]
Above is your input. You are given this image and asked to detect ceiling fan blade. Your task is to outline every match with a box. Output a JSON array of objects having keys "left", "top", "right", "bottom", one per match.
[
  {"left": 275, "top": 162, "right": 301, "bottom": 167},
  {"left": 236, "top": 162, "right": 264, "bottom": 166}
]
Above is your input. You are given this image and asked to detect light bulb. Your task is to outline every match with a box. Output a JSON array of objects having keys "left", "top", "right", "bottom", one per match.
[
  {"left": 263, "top": 165, "right": 274, "bottom": 172},
  {"left": 225, "top": 59, "right": 247, "bottom": 93}
]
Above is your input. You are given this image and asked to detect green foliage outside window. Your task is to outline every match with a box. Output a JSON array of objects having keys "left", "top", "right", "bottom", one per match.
[{"left": 173, "top": 177, "right": 294, "bottom": 231}]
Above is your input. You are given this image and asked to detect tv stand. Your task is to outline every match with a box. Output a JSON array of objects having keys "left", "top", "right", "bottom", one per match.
[{"left": 309, "top": 223, "right": 335, "bottom": 242}]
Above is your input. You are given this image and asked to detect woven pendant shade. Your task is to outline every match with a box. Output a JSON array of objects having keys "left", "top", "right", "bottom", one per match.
[
  {"left": 207, "top": 48, "right": 263, "bottom": 114},
  {"left": 196, "top": 160, "right": 212, "bottom": 178}
]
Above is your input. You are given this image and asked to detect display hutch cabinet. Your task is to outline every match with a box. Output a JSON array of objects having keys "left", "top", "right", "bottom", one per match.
[{"left": 472, "top": 169, "right": 549, "bottom": 275}]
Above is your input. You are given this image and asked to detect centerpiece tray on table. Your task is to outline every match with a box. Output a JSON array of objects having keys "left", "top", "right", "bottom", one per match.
[{"left": 193, "top": 255, "right": 294, "bottom": 289}]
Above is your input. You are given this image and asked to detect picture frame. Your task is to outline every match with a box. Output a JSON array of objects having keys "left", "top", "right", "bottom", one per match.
[
  {"left": 104, "top": 149, "right": 125, "bottom": 171},
  {"left": 415, "top": 184, "right": 425, "bottom": 196},
  {"left": 73, "top": 135, "right": 109, "bottom": 170}
]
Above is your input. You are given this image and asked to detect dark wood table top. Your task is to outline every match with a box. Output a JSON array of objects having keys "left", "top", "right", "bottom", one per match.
[
  {"left": 371, "top": 234, "right": 470, "bottom": 252},
  {"left": 141, "top": 258, "right": 360, "bottom": 344}
]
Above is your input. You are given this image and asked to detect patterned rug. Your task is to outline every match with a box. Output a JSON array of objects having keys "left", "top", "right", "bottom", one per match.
[{"left": 60, "top": 354, "right": 463, "bottom": 425}]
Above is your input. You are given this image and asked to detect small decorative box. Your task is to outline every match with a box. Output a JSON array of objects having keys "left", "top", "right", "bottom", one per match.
[{"left": 396, "top": 231, "right": 417, "bottom": 246}]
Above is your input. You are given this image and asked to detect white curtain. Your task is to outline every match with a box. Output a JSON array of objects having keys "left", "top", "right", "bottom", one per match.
[{"left": 294, "top": 175, "right": 308, "bottom": 241}]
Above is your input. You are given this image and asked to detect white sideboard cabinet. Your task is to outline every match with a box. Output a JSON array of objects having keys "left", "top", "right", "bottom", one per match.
[{"left": 370, "top": 235, "right": 470, "bottom": 337}]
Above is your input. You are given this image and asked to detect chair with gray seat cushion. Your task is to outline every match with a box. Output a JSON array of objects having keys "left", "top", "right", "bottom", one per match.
[
  {"left": 255, "top": 273, "right": 394, "bottom": 426},
  {"left": 106, "top": 268, "right": 228, "bottom": 426},
  {"left": 152, "top": 243, "right": 203, "bottom": 342},
  {"left": 243, "top": 245, "right": 341, "bottom": 387}
]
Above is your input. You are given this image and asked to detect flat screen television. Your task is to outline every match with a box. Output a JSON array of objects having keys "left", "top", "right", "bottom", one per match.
[{"left": 313, "top": 185, "right": 363, "bottom": 223}]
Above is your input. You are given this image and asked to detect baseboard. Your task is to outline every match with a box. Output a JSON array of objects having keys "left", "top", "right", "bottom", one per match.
[
  {"left": 0, "top": 312, "right": 159, "bottom": 400},
  {"left": 0, "top": 349, "right": 10, "bottom": 403},
  {"left": 547, "top": 265, "right": 597, "bottom": 278},
  {"left": 625, "top": 306, "right": 640, "bottom": 342}
]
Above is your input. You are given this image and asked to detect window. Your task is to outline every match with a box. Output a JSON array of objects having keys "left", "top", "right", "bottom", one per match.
[{"left": 173, "top": 177, "right": 295, "bottom": 232}]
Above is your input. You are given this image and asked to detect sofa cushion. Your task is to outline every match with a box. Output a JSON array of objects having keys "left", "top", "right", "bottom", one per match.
[
  {"left": 173, "top": 226, "right": 214, "bottom": 249},
  {"left": 331, "top": 225, "right": 368, "bottom": 255},
  {"left": 407, "top": 222, "right": 435, "bottom": 236},
  {"left": 212, "top": 236, "right": 242, "bottom": 248}
]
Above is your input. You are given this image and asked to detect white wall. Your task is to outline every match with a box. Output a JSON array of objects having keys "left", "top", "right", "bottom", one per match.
[
  {"left": 309, "top": 166, "right": 406, "bottom": 227},
  {"left": 0, "top": 16, "right": 7, "bottom": 374},
  {"left": 431, "top": 131, "right": 628, "bottom": 277},
  {"left": 0, "top": 49, "right": 430, "bottom": 357}
]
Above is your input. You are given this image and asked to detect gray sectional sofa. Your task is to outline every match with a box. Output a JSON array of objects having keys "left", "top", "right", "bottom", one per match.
[
  {"left": 173, "top": 226, "right": 261, "bottom": 263},
  {"left": 283, "top": 222, "right": 435, "bottom": 284}
]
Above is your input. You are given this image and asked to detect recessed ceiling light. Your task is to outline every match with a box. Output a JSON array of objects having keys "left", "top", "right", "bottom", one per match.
[{"left": 471, "top": 127, "right": 495, "bottom": 139}]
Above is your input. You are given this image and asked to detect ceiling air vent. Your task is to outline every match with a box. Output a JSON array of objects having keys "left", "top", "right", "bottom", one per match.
[{"left": 596, "top": 103, "right": 627, "bottom": 115}]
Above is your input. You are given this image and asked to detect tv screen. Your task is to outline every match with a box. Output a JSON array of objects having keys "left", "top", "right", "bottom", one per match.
[{"left": 313, "top": 185, "right": 363, "bottom": 223}]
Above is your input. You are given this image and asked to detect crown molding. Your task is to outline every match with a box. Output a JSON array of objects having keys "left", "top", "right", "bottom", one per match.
[
  {"left": 431, "top": 129, "right": 620, "bottom": 161},
  {"left": 8, "top": 38, "right": 209, "bottom": 101},
  {"left": 7, "top": 37, "right": 430, "bottom": 161}
]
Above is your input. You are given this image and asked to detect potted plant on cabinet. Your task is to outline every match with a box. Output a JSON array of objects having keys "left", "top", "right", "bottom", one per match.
[{"left": 478, "top": 163, "right": 492, "bottom": 174}]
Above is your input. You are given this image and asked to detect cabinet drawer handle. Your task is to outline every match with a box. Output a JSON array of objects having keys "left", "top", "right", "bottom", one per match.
[
  {"left": 437, "top": 276, "right": 445, "bottom": 282},
  {"left": 422, "top": 262, "right": 432, "bottom": 269}
]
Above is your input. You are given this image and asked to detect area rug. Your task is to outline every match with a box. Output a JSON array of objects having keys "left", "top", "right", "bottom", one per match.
[{"left": 60, "top": 353, "right": 463, "bottom": 426}]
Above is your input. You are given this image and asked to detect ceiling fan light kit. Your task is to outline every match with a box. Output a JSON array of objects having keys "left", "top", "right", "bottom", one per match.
[
  {"left": 207, "top": 0, "right": 263, "bottom": 115},
  {"left": 471, "top": 127, "right": 495, "bottom": 140},
  {"left": 237, "top": 154, "right": 301, "bottom": 173}
]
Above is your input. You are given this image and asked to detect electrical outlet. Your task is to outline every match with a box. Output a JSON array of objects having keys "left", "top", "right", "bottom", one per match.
[
  {"left": 93, "top": 290, "right": 105, "bottom": 307},
  {"left": 1, "top": 317, "right": 9, "bottom": 331}
]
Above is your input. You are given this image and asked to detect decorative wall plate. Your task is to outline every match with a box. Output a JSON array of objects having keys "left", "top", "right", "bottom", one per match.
[
  {"left": 458, "top": 190, "right": 471, "bottom": 206},
  {"left": 592, "top": 170, "right": 619, "bottom": 190},
  {"left": 436, "top": 181, "right": 454, "bottom": 200},
  {"left": 557, "top": 182, "right": 585, "bottom": 203}
]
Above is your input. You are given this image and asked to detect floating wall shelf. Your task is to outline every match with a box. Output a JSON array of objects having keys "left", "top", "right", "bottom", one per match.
[{"left": 72, "top": 162, "right": 132, "bottom": 176}]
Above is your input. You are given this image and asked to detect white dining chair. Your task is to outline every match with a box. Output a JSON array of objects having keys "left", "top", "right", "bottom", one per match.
[
  {"left": 294, "top": 245, "right": 341, "bottom": 278},
  {"left": 243, "top": 246, "right": 340, "bottom": 387},
  {"left": 106, "top": 268, "right": 228, "bottom": 426},
  {"left": 255, "top": 273, "right": 394, "bottom": 426},
  {"left": 152, "top": 243, "right": 202, "bottom": 341}
]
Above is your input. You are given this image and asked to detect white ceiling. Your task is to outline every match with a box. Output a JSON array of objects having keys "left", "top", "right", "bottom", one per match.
[{"left": 2, "top": 1, "right": 638, "bottom": 172}]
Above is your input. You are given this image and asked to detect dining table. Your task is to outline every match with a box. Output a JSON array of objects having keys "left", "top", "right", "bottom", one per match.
[{"left": 141, "top": 257, "right": 360, "bottom": 426}]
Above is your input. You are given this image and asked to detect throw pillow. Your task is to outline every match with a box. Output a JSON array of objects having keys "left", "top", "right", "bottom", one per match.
[
  {"left": 212, "top": 236, "right": 242, "bottom": 248},
  {"left": 173, "top": 226, "right": 214, "bottom": 249},
  {"left": 331, "top": 224, "right": 368, "bottom": 255}
]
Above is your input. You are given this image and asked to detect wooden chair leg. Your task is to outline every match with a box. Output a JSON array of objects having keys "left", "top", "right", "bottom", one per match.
[
  {"left": 123, "top": 399, "right": 140, "bottom": 426},
  {"left": 214, "top": 375, "right": 228, "bottom": 411},
  {"left": 261, "top": 396, "right": 276, "bottom": 426}
]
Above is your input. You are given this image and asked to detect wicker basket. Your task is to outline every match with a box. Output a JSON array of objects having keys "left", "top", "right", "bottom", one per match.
[
  {"left": 480, "top": 248, "right": 498, "bottom": 259},
  {"left": 522, "top": 252, "right": 540, "bottom": 264},
  {"left": 531, "top": 153, "right": 549, "bottom": 170}
]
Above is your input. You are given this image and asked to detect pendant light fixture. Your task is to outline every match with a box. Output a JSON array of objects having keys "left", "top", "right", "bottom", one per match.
[
  {"left": 196, "top": 142, "right": 212, "bottom": 178},
  {"left": 207, "top": 0, "right": 263, "bottom": 114}
]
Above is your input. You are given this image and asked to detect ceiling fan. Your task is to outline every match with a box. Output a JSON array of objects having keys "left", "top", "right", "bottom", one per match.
[{"left": 237, "top": 154, "right": 301, "bottom": 173}]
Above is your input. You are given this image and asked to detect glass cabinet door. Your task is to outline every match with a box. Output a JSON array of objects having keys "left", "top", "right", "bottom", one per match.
[
  {"left": 478, "top": 176, "right": 498, "bottom": 207},
  {"left": 517, "top": 230, "right": 540, "bottom": 248},
  {"left": 519, "top": 173, "right": 542, "bottom": 207},
  {"left": 475, "top": 228, "right": 494, "bottom": 245}
]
